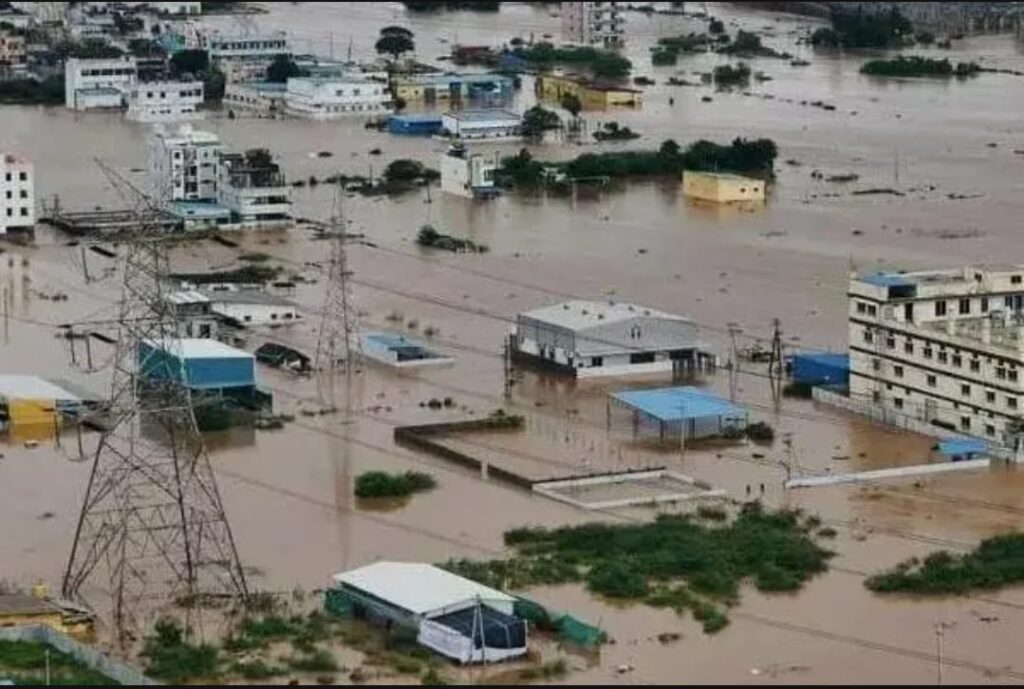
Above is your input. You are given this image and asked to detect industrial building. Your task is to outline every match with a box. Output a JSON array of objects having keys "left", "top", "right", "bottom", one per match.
[
  {"left": 609, "top": 386, "right": 749, "bottom": 441},
  {"left": 387, "top": 113, "right": 443, "bottom": 136},
  {"left": 149, "top": 124, "right": 224, "bottom": 202},
  {"left": 0, "top": 153, "right": 34, "bottom": 235},
  {"left": 206, "top": 289, "right": 302, "bottom": 327},
  {"left": 561, "top": 1, "right": 625, "bottom": 47},
  {"left": 390, "top": 72, "right": 513, "bottom": 107},
  {"left": 790, "top": 352, "right": 850, "bottom": 387},
  {"left": 64, "top": 56, "right": 137, "bottom": 110},
  {"left": 215, "top": 151, "right": 293, "bottom": 229},
  {"left": 328, "top": 562, "right": 527, "bottom": 664},
  {"left": 284, "top": 75, "right": 392, "bottom": 119},
  {"left": 440, "top": 110, "right": 521, "bottom": 140},
  {"left": 682, "top": 171, "right": 765, "bottom": 204},
  {"left": 849, "top": 265, "right": 1024, "bottom": 441},
  {"left": 512, "top": 300, "right": 716, "bottom": 378},
  {"left": 126, "top": 79, "right": 204, "bottom": 122},
  {"left": 204, "top": 30, "right": 290, "bottom": 83},
  {"left": 535, "top": 73, "right": 642, "bottom": 110},
  {"left": 223, "top": 81, "right": 287, "bottom": 115},
  {"left": 165, "top": 290, "right": 219, "bottom": 339},
  {"left": 440, "top": 143, "right": 498, "bottom": 199},
  {"left": 360, "top": 332, "right": 455, "bottom": 369},
  {"left": 0, "top": 593, "right": 95, "bottom": 638},
  {"left": 0, "top": 375, "right": 92, "bottom": 434}
]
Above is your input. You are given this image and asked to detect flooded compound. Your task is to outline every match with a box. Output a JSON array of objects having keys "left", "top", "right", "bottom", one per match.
[{"left": 4, "top": 1, "right": 1024, "bottom": 684}]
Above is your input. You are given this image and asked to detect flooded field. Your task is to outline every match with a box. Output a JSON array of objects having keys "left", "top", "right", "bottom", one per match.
[{"left": 4, "top": 1, "right": 1024, "bottom": 684}]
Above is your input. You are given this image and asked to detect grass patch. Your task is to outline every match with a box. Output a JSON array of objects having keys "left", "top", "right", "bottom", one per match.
[
  {"left": 866, "top": 533, "right": 1024, "bottom": 595},
  {"left": 355, "top": 471, "right": 437, "bottom": 499},
  {"left": 142, "top": 619, "right": 220, "bottom": 683},
  {"left": 417, "top": 225, "right": 488, "bottom": 253},
  {"left": 239, "top": 251, "right": 273, "bottom": 262},
  {"left": 861, "top": 56, "right": 980, "bottom": 78},
  {"left": 0, "top": 640, "right": 112, "bottom": 685},
  {"left": 443, "top": 503, "right": 831, "bottom": 634},
  {"left": 286, "top": 648, "right": 339, "bottom": 673},
  {"left": 231, "top": 658, "right": 286, "bottom": 679},
  {"left": 518, "top": 658, "right": 568, "bottom": 682}
]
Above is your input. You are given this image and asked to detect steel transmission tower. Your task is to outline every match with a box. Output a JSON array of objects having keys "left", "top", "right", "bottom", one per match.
[
  {"left": 315, "top": 181, "right": 361, "bottom": 378},
  {"left": 62, "top": 162, "right": 248, "bottom": 647}
]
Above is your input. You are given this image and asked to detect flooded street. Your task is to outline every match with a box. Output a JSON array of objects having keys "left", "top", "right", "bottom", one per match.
[{"left": 4, "top": 1, "right": 1024, "bottom": 684}]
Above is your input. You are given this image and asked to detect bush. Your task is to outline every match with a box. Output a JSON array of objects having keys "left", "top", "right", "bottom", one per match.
[
  {"left": 812, "top": 6, "right": 912, "bottom": 48},
  {"left": 586, "top": 560, "right": 650, "bottom": 598},
  {"left": 513, "top": 42, "right": 631, "bottom": 79},
  {"left": 384, "top": 159, "right": 428, "bottom": 182},
  {"left": 355, "top": 471, "right": 437, "bottom": 498},
  {"left": 861, "top": 56, "right": 980, "bottom": 78},
  {"left": 713, "top": 62, "right": 751, "bottom": 87},
  {"left": 0, "top": 75, "right": 65, "bottom": 105},
  {"left": 744, "top": 421, "right": 775, "bottom": 442},
  {"left": 232, "top": 659, "right": 284, "bottom": 680},
  {"left": 142, "top": 619, "right": 220, "bottom": 683},
  {"left": 288, "top": 649, "right": 339, "bottom": 673}
]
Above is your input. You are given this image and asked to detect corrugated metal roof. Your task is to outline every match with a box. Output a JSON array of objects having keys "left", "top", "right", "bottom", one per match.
[
  {"left": 166, "top": 290, "right": 211, "bottom": 305},
  {"left": 611, "top": 386, "right": 747, "bottom": 422},
  {"left": 151, "top": 338, "right": 252, "bottom": 360},
  {"left": 443, "top": 109, "right": 520, "bottom": 123},
  {"left": 0, "top": 594, "right": 59, "bottom": 616},
  {"left": 0, "top": 375, "right": 81, "bottom": 402},
  {"left": 203, "top": 290, "right": 296, "bottom": 307},
  {"left": 333, "top": 562, "right": 514, "bottom": 616},
  {"left": 520, "top": 300, "right": 690, "bottom": 332}
]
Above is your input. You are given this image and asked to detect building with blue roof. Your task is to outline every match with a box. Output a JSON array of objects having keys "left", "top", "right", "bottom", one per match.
[
  {"left": 791, "top": 352, "right": 850, "bottom": 387},
  {"left": 609, "top": 386, "right": 748, "bottom": 441}
]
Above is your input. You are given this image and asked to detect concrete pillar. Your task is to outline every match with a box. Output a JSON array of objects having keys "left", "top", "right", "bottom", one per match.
[
  {"left": 947, "top": 318, "right": 957, "bottom": 336},
  {"left": 1017, "top": 326, "right": 1024, "bottom": 354},
  {"left": 983, "top": 317, "right": 992, "bottom": 344}
]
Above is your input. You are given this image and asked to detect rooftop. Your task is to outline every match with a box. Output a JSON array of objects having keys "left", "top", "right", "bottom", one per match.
[
  {"left": 684, "top": 170, "right": 762, "bottom": 183},
  {"left": 611, "top": 386, "right": 747, "bottom": 423},
  {"left": 156, "top": 124, "right": 221, "bottom": 145},
  {"left": 520, "top": 299, "right": 690, "bottom": 332},
  {"left": 149, "top": 338, "right": 253, "bottom": 360},
  {"left": 856, "top": 265, "right": 1024, "bottom": 289},
  {"left": 204, "top": 289, "right": 297, "bottom": 308},
  {"left": 397, "top": 72, "right": 511, "bottom": 85},
  {"left": 333, "top": 562, "right": 514, "bottom": 616},
  {"left": 0, "top": 375, "right": 81, "bottom": 402},
  {"left": 0, "top": 594, "right": 58, "bottom": 617},
  {"left": 443, "top": 109, "right": 520, "bottom": 122},
  {"left": 166, "top": 289, "right": 211, "bottom": 306}
]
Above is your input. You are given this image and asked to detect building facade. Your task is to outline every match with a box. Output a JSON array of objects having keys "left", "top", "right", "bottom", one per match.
[
  {"left": 205, "top": 30, "right": 289, "bottom": 83},
  {"left": 64, "top": 56, "right": 137, "bottom": 110},
  {"left": 535, "top": 73, "right": 642, "bottom": 110},
  {"left": 127, "top": 79, "right": 204, "bottom": 122},
  {"left": 216, "top": 152, "right": 291, "bottom": 229},
  {"left": 149, "top": 124, "right": 224, "bottom": 202},
  {"left": 512, "top": 299, "right": 715, "bottom": 378},
  {"left": 561, "top": 1, "right": 624, "bottom": 48},
  {"left": 0, "top": 30, "right": 27, "bottom": 76},
  {"left": 0, "top": 154, "right": 34, "bottom": 234},
  {"left": 223, "top": 80, "right": 287, "bottom": 114},
  {"left": 391, "top": 72, "right": 513, "bottom": 107},
  {"left": 849, "top": 266, "right": 1024, "bottom": 442},
  {"left": 283, "top": 76, "right": 391, "bottom": 119},
  {"left": 205, "top": 289, "right": 301, "bottom": 326},
  {"left": 682, "top": 171, "right": 765, "bottom": 204},
  {"left": 440, "top": 144, "right": 497, "bottom": 199},
  {"left": 440, "top": 109, "right": 521, "bottom": 140}
]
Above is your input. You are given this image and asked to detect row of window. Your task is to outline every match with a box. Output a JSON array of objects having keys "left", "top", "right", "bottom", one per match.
[
  {"left": 876, "top": 390, "right": 1000, "bottom": 436},
  {"left": 80, "top": 68, "right": 134, "bottom": 77},
  {"left": 863, "top": 328, "right": 1020, "bottom": 379},
  {"left": 875, "top": 361, "right": 1020, "bottom": 407},
  {"left": 4, "top": 190, "right": 28, "bottom": 199},
  {"left": 306, "top": 102, "right": 386, "bottom": 112},
  {"left": 3, "top": 172, "right": 28, "bottom": 182},
  {"left": 212, "top": 41, "right": 287, "bottom": 51},
  {"left": 4, "top": 207, "right": 29, "bottom": 217},
  {"left": 141, "top": 90, "right": 202, "bottom": 99}
]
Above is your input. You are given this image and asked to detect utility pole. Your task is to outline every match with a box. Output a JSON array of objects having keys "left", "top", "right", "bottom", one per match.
[
  {"left": 727, "top": 323, "right": 741, "bottom": 402},
  {"left": 503, "top": 334, "right": 514, "bottom": 401},
  {"left": 315, "top": 178, "right": 362, "bottom": 383},
  {"left": 934, "top": 620, "right": 954, "bottom": 685},
  {"left": 62, "top": 160, "right": 248, "bottom": 650},
  {"left": 81, "top": 244, "right": 91, "bottom": 283}
]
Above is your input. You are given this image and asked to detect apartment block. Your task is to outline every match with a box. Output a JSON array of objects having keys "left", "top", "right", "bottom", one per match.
[{"left": 0, "top": 154, "right": 35, "bottom": 234}]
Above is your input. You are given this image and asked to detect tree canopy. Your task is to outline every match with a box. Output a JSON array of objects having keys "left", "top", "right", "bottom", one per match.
[
  {"left": 521, "top": 105, "right": 561, "bottom": 139},
  {"left": 811, "top": 6, "right": 913, "bottom": 48},
  {"left": 376, "top": 33, "right": 415, "bottom": 59},
  {"left": 170, "top": 48, "right": 208, "bottom": 76},
  {"left": 265, "top": 54, "right": 307, "bottom": 83}
]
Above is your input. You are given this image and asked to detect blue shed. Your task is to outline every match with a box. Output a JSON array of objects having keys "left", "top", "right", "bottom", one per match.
[
  {"left": 791, "top": 352, "right": 850, "bottom": 387},
  {"left": 139, "top": 338, "right": 256, "bottom": 391},
  {"left": 387, "top": 114, "right": 443, "bottom": 136}
]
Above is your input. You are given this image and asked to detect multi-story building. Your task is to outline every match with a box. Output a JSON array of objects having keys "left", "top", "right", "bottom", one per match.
[
  {"left": 204, "top": 30, "right": 289, "bottom": 83},
  {"left": 535, "top": 73, "right": 642, "bottom": 110},
  {"left": 127, "top": 79, "right": 203, "bottom": 122},
  {"left": 390, "top": 72, "right": 513, "bottom": 108},
  {"left": 149, "top": 124, "right": 224, "bottom": 201},
  {"left": 849, "top": 266, "right": 1024, "bottom": 442},
  {"left": 215, "top": 151, "right": 291, "bottom": 229},
  {"left": 440, "top": 143, "right": 498, "bottom": 199},
  {"left": 0, "top": 30, "right": 27, "bottom": 77},
  {"left": 223, "top": 80, "right": 286, "bottom": 115},
  {"left": 283, "top": 76, "right": 391, "bottom": 119},
  {"left": 0, "top": 154, "right": 35, "bottom": 235},
  {"left": 64, "top": 56, "right": 137, "bottom": 110},
  {"left": 561, "top": 2, "right": 624, "bottom": 48}
]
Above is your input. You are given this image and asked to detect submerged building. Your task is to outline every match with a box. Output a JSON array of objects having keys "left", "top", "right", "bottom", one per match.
[
  {"left": 682, "top": 171, "right": 765, "bottom": 204},
  {"left": 535, "top": 73, "right": 642, "bottom": 110},
  {"left": 512, "top": 300, "right": 715, "bottom": 378},
  {"left": 0, "top": 153, "right": 34, "bottom": 234},
  {"left": 561, "top": 1, "right": 625, "bottom": 48},
  {"left": 849, "top": 265, "right": 1024, "bottom": 441},
  {"left": 440, "top": 143, "right": 498, "bottom": 199}
]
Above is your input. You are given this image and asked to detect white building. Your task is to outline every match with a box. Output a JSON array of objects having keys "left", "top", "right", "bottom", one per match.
[
  {"left": 127, "top": 79, "right": 204, "bottom": 122},
  {"left": 561, "top": 1, "right": 624, "bottom": 48},
  {"left": 512, "top": 299, "right": 715, "bottom": 378},
  {"left": 216, "top": 151, "right": 291, "bottom": 229},
  {"left": 0, "top": 154, "right": 35, "bottom": 235},
  {"left": 205, "top": 30, "right": 289, "bottom": 83},
  {"left": 141, "top": 1, "right": 202, "bottom": 15},
  {"left": 440, "top": 109, "right": 521, "bottom": 140},
  {"left": 64, "top": 56, "right": 137, "bottom": 110},
  {"left": 283, "top": 76, "right": 391, "bottom": 119},
  {"left": 440, "top": 143, "right": 497, "bottom": 199},
  {"left": 223, "top": 81, "right": 287, "bottom": 115},
  {"left": 203, "top": 289, "right": 301, "bottom": 327},
  {"left": 149, "top": 124, "right": 224, "bottom": 202},
  {"left": 850, "top": 266, "right": 1024, "bottom": 443}
]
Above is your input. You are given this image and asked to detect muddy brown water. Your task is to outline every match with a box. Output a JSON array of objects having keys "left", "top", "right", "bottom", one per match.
[{"left": 3, "top": 1, "right": 1024, "bottom": 683}]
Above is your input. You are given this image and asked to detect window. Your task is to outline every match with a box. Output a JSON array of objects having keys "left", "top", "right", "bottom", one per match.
[
  {"left": 904, "top": 303, "right": 914, "bottom": 322},
  {"left": 4, "top": 191, "right": 9, "bottom": 199},
  {"left": 1009, "top": 397, "right": 1019, "bottom": 410},
  {"left": 894, "top": 365, "right": 904, "bottom": 378},
  {"left": 629, "top": 352, "right": 655, "bottom": 364},
  {"left": 961, "top": 384, "right": 971, "bottom": 397},
  {"left": 1014, "top": 275, "right": 1022, "bottom": 285},
  {"left": 893, "top": 397, "right": 904, "bottom": 410},
  {"left": 1011, "top": 370, "right": 1019, "bottom": 383},
  {"left": 18, "top": 172, "right": 26, "bottom": 181},
  {"left": 935, "top": 300, "right": 947, "bottom": 316},
  {"left": 986, "top": 424, "right": 996, "bottom": 437},
  {"left": 904, "top": 341, "right": 913, "bottom": 355},
  {"left": 886, "top": 336, "right": 895, "bottom": 349},
  {"left": 970, "top": 359, "right": 980, "bottom": 372},
  {"left": 938, "top": 351, "right": 948, "bottom": 364},
  {"left": 923, "top": 346, "right": 933, "bottom": 359},
  {"left": 19, "top": 190, "right": 26, "bottom": 199},
  {"left": 987, "top": 391, "right": 996, "bottom": 403},
  {"left": 927, "top": 375, "right": 937, "bottom": 388},
  {"left": 960, "top": 416, "right": 971, "bottom": 431},
  {"left": 591, "top": 356, "right": 603, "bottom": 367},
  {"left": 872, "top": 358, "right": 881, "bottom": 371},
  {"left": 244, "top": 315, "right": 252, "bottom": 322},
  {"left": 867, "top": 304, "right": 877, "bottom": 316},
  {"left": 952, "top": 354, "right": 962, "bottom": 367},
  {"left": 982, "top": 297, "right": 989, "bottom": 313},
  {"left": 998, "top": 367, "right": 1007, "bottom": 380},
  {"left": 872, "top": 390, "right": 881, "bottom": 403},
  {"left": 959, "top": 298, "right": 970, "bottom": 315},
  {"left": 19, "top": 208, "right": 26, "bottom": 216},
  {"left": 271, "top": 313, "right": 278, "bottom": 320},
  {"left": 856, "top": 302, "right": 866, "bottom": 314}
]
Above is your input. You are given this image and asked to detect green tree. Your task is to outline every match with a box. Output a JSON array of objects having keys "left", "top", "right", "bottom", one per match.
[
  {"left": 202, "top": 67, "right": 226, "bottom": 103},
  {"left": 265, "top": 53, "right": 306, "bottom": 82},
  {"left": 170, "top": 48, "right": 209, "bottom": 76},
  {"left": 376, "top": 33, "right": 415, "bottom": 60},
  {"left": 381, "top": 25, "right": 414, "bottom": 39},
  {"left": 708, "top": 17, "right": 725, "bottom": 34},
  {"left": 560, "top": 92, "right": 582, "bottom": 118},
  {"left": 521, "top": 105, "right": 561, "bottom": 140},
  {"left": 383, "top": 158, "right": 426, "bottom": 182}
]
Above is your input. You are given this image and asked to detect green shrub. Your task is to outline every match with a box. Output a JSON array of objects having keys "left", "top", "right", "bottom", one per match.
[
  {"left": 232, "top": 659, "right": 284, "bottom": 679},
  {"left": 586, "top": 560, "right": 649, "bottom": 598},
  {"left": 355, "top": 471, "right": 437, "bottom": 498},
  {"left": 142, "top": 619, "right": 220, "bottom": 683},
  {"left": 287, "top": 649, "right": 339, "bottom": 673},
  {"left": 744, "top": 421, "right": 775, "bottom": 442}
]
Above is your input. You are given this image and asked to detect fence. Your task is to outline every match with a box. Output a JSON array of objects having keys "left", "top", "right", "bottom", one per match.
[{"left": 0, "top": 625, "right": 158, "bottom": 685}]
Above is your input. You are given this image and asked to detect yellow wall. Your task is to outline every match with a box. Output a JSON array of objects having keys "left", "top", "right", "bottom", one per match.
[
  {"left": 8, "top": 399, "right": 56, "bottom": 427},
  {"left": 0, "top": 611, "right": 94, "bottom": 639},
  {"left": 682, "top": 171, "right": 765, "bottom": 203},
  {"left": 536, "top": 75, "right": 642, "bottom": 110}
]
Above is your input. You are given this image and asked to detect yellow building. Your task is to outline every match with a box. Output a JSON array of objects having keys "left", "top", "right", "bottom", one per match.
[
  {"left": 0, "top": 594, "right": 95, "bottom": 639},
  {"left": 535, "top": 74, "right": 643, "bottom": 110},
  {"left": 682, "top": 171, "right": 765, "bottom": 204},
  {"left": 0, "top": 375, "right": 86, "bottom": 435}
]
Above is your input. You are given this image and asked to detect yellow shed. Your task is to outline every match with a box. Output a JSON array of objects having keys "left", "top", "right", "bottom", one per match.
[
  {"left": 0, "top": 594, "right": 94, "bottom": 639},
  {"left": 536, "top": 74, "right": 642, "bottom": 110},
  {"left": 682, "top": 171, "right": 765, "bottom": 204},
  {"left": 0, "top": 375, "right": 83, "bottom": 433}
]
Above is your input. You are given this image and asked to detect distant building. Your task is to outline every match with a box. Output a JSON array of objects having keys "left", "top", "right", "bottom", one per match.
[
  {"left": 561, "top": 1, "right": 625, "bottom": 48},
  {"left": 204, "top": 30, "right": 289, "bottom": 83},
  {"left": 165, "top": 290, "right": 219, "bottom": 338},
  {"left": 0, "top": 153, "right": 34, "bottom": 235},
  {"left": 360, "top": 332, "right": 455, "bottom": 369},
  {"left": 64, "top": 56, "right": 137, "bottom": 110},
  {"left": 535, "top": 73, "right": 641, "bottom": 110},
  {"left": 0, "top": 593, "right": 95, "bottom": 638},
  {"left": 216, "top": 151, "right": 292, "bottom": 229},
  {"left": 387, "top": 113, "right": 443, "bottom": 136},
  {"left": 284, "top": 75, "right": 392, "bottom": 119},
  {"left": 849, "top": 265, "right": 1024, "bottom": 442},
  {"left": 127, "top": 78, "right": 204, "bottom": 122},
  {"left": 0, "top": 30, "right": 27, "bottom": 77},
  {"left": 223, "top": 80, "right": 287, "bottom": 115},
  {"left": 205, "top": 289, "right": 301, "bottom": 327},
  {"left": 149, "top": 124, "right": 224, "bottom": 202},
  {"left": 440, "top": 143, "right": 498, "bottom": 199},
  {"left": 144, "top": 1, "right": 202, "bottom": 15},
  {"left": 440, "top": 109, "right": 521, "bottom": 140},
  {"left": 0, "top": 6, "right": 33, "bottom": 31},
  {"left": 391, "top": 72, "right": 513, "bottom": 107},
  {"left": 682, "top": 171, "right": 765, "bottom": 204},
  {"left": 512, "top": 300, "right": 715, "bottom": 378}
]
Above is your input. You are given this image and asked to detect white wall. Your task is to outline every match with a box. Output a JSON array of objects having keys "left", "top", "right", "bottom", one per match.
[
  {"left": 65, "top": 57, "right": 137, "bottom": 110},
  {"left": 128, "top": 80, "right": 203, "bottom": 122},
  {"left": 210, "top": 301, "right": 300, "bottom": 326},
  {"left": 284, "top": 77, "right": 391, "bottom": 119},
  {"left": 0, "top": 155, "right": 34, "bottom": 234}
]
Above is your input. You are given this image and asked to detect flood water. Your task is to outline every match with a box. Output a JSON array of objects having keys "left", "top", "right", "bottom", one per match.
[{"left": 4, "top": 1, "right": 1024, "bottom": 684}]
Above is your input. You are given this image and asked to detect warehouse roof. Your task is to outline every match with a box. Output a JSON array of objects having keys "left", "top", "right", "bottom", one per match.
[
  {"left": 166, "top": 290, "right": 211, "bottom": 305},
  {"left": 0, "top": 376, "right": 81, "bottom": 402},
  {"left": 0, "top": 594, "right": 59, "bottom": 617},
  {"left": 204, "top": 290, "right": 296, "bottom": 307},
  {"left": 611, "top": 386, "right": 746, "bottom": 422},
  {"left": 333, "top": 562, "right": 514, "bottom": 616},
  {"left": 443, "top": 109, "right": 520, "bottom": 123},
  {"left": 149, "top": 338, "right": 253, "bottom": 360},
  {"left": 520, "top": 300, "right": 690, "bottom": 332}
]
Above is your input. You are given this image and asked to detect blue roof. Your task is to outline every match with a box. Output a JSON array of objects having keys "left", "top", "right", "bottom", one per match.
[
  {"left": 365, "top": 333, "right": 422, "bottom": 349},
  {"left": 860, "top": 272, "right": 914, "bottom": 288},
  {"left": 389, "top": 113, "right": 443, "bottom": 124},
  {"left": 937, "top": 438, "right": 988, "bottom": 457},
  {"left": 792, "top": 352, "right": 850, "bottom": 369},
  {"left": 611, "top": 386, "right": 747, "bottom": 422}
]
